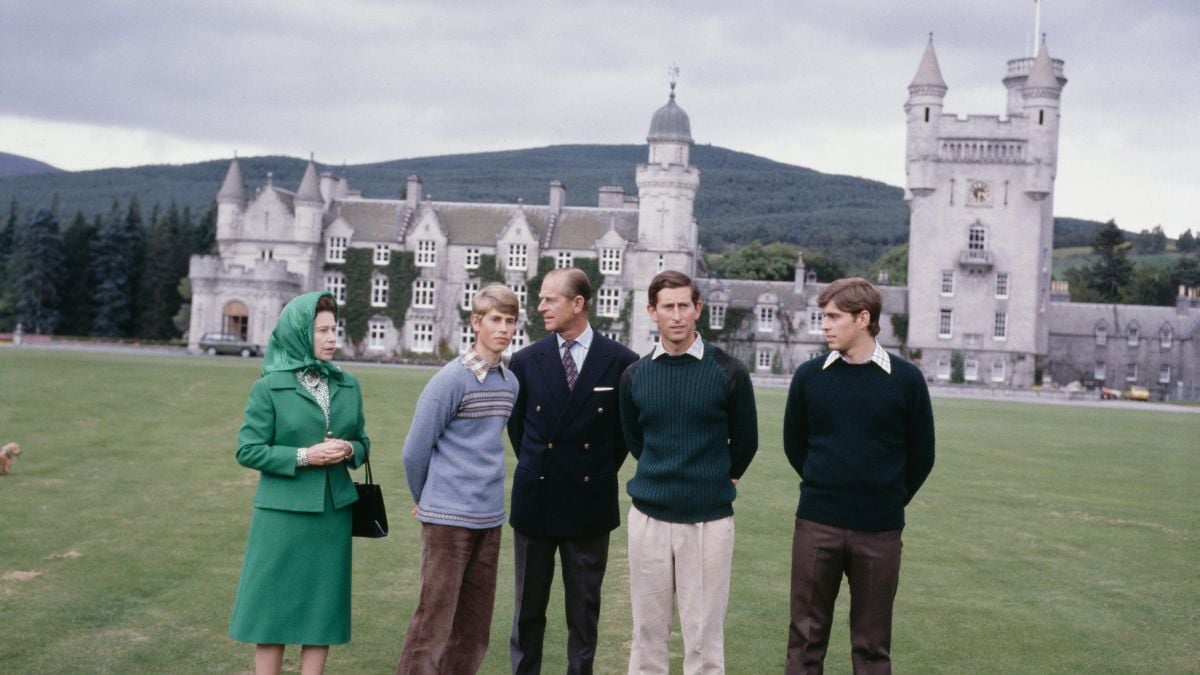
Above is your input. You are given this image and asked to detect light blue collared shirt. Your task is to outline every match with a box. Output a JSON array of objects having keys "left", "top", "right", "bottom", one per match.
[
  {"left": 822, "top": 340, "right": 892, "bottom": 374},
  {"left": 557, "top": 324, "right": 594, "bottom": 373}
]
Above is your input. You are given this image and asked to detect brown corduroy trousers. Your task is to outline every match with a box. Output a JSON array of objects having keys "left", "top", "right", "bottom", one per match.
[{"left": 396, "top": 523, "right": 502, "bottom": 675}]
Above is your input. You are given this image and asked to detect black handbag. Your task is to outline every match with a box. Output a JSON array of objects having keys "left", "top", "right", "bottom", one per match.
[{"left": 352, "top": 458, "right": 388, "bottom": 538}]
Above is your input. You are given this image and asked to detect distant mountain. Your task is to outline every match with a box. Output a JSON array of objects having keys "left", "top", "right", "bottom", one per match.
[
  {"left": 0, "top": 144, "right": 1107, "bottom": 271},
  {"left": 0, "top": 151, "right": 61, "bottom": 177}
]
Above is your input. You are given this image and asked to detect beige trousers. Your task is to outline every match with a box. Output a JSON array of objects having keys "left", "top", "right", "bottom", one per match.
[{"left": 626, "top": 505, "right": 735, "bottom": 675}]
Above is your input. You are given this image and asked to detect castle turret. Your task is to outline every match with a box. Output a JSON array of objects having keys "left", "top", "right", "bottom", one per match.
[
  {"left": 636, "top": 81, "right": 699, "bottom": 254},
  {"left": 216, "top": 157, "right": 246, "bottom": 242},
  {"left": 1022, "top": 41, "right": 1066, "bottom": 199},
  {"left": 630, "top": 78, "right": 702, "bottom": 351},
  {"left": 905, "top": 37, "right": 947, "bottom": 196},
  {"left": 294, "top": 158, "right": 324, "bottom": 244}
]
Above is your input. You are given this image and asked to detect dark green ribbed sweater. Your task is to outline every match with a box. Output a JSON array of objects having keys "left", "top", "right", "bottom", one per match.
[{"left": 618, "top": 344, "right": 758, "bottom": 524}]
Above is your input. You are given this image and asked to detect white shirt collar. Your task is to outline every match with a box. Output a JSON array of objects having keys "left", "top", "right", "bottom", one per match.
[
  {"left": 652, "top": 332, "right": 705, "bottom": 360},
  {"left": 822, "top": 340, "right": 891, "bottom": 374}
]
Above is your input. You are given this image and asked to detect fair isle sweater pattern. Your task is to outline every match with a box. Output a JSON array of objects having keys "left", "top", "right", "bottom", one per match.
[{"left": 457, "top": 390, "right": 516, "bottom": 419}]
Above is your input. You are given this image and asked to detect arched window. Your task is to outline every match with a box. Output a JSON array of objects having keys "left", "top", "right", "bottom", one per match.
[{"left": 223, "top": 301, "right": 249, "bottom": 341}]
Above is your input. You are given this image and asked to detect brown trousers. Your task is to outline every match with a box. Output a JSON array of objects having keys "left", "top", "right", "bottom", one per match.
[
  {"left": 786, "top": 518, "right": 902, "bottom": 675},
  {"left": 396, "top": 523, "right": 502, "bottom": 675}
]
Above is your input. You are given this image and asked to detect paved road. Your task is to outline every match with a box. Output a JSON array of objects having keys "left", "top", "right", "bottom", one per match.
[{"left": 8, "top": 341, "right": 1198, "bottom": 414}]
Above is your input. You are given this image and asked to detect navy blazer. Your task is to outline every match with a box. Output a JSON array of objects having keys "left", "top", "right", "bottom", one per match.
[{"left": 508, "top": 330, "right": 639, "bottom": 538}]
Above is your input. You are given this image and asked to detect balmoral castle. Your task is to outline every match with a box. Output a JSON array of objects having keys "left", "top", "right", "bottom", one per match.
[{"left": 188, "top": 39, "right": 1200, "bottom": 399}]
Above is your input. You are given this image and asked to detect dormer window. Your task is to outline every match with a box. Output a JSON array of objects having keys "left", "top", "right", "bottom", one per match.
[
  {"left": 600, "top": 247, "right": 622, "bottom": 275},
  {"left": 326, "top": 237, "right": 347, "bottom": 263},
  {"left": 415, "top": 240, "right": 435, "bottom": 267},
  {"left": 709, "top": 304, "right": 726, "bottom": 330},
  {"left": 508, "top": 243, "right": 528, "bottom": 271}
]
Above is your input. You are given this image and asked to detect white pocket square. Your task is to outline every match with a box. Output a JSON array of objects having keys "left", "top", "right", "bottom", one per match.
[{"left": 593, "top": 386, "right": 614, "bottom": 392}]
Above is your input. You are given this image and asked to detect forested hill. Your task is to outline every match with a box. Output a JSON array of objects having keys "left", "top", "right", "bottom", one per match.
[
  {"left": 0, "top": 144, "right": 1105, "bottom": 270},
  {"left": 0, "top": 152, "right": 61, "bottom": 177}
]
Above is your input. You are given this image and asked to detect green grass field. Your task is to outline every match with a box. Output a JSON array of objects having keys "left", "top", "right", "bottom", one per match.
[{"left": 1, "top": 348, "right": 1197, "bottom": 673}]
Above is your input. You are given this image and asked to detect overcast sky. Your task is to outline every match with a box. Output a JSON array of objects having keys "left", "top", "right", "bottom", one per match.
[{"left": 1, "top": 0, "right": 1196, "bottom": 236}]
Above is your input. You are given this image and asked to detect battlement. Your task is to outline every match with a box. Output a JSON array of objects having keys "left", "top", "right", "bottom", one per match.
[{"left": 1004, "top": 56, "right": 1066, "bottom": 83}]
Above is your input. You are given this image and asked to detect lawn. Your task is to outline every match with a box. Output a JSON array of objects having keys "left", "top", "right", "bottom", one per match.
[{"left": 1, "top": 347, "right": 1197, "bottom": 673}]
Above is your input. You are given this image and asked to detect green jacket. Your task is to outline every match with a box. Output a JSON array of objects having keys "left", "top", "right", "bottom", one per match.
[{"left": 236, "top": 370, "right": 371, "bottom": 513}]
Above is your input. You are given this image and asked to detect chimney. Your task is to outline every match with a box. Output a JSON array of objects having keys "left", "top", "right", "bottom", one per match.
[
  {"left": 319, "top": 172, "right": 335, "bottom": 204},
  {"left": 406, "top": 175, "right": 423, "bottom": 210},
  {"left": 549, "top": 180, "right": 566, "bottom": 212},
  {"left": 598, "top": 185, "right": 625, "bottom": 209}
]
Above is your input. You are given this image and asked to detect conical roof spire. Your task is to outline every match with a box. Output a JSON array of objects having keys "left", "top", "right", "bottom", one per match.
[
  {"left": 908, "top": 35, "right": 948, "bottom": 95},
  {"left": 1023, "top": 39, "right": 1062, "bottom": 95},
  {"left": 295, "top": 156, "right": 323, "bottom": 203},
  {"left": 217, "top": 157, "right": 246, "bottom": 203}
]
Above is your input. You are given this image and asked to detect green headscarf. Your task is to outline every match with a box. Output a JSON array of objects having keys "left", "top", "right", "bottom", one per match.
[{"left": 260, "top": 291, "right": 343, "bottom": 380}]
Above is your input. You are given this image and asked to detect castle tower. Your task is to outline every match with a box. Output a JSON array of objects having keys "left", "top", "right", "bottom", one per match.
[
  {"left": 630, "top": 77, "right": 701, "bottom": 350},
  {"left": 294, "top": 158, "right": 324, "bottom": 245},
  {"left": 292, "top": 158, "right": 327, "bottom": 291},
  {"left": 904, "top": 37, "right": 1066, "bottom": 387},
  {"left": 215, "top": 157, "right": 246, "bottom": 245}
]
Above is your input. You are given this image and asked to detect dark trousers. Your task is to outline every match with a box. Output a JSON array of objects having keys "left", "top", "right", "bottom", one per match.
[
  {"left": 509, "top": 529, "right": 610, "bottom": 675},
  {"left": 786, "top": 518, "right": 903, "bottom": 675},
  {"left": 397, "top": 523, "right": 502, "bottom": 675}
]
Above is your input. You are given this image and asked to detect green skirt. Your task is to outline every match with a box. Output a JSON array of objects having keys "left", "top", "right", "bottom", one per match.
[{"left": 229, "top": 484, "right": 353, "bottom": 645}]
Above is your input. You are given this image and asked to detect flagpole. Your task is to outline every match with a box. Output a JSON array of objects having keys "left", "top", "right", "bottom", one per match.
[{"left": 1033, "top": 0, "right": 1042, "bottom": 56}]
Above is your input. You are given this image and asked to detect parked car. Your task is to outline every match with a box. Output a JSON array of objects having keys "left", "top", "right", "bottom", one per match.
[
  {"left": 1122, "top": 385, "right": 1150, "bottom": 401},
  {"left": 1099, "top": 387, "right": 1121, "bottom": 400},
  {"left": 199, "top": 332, "right": 259, "bottom": 358}
]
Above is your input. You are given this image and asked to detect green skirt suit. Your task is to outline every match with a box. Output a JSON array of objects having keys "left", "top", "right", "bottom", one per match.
[{"left": 229, "top": 293, "right": 371, "bottom": 646}]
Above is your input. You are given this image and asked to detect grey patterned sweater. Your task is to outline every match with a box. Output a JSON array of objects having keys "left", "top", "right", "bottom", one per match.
[{"left": 402, "top": 357, "right": 519, "bottom": 528}]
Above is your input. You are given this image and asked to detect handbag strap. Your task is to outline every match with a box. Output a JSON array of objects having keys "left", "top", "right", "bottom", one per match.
[{"left": 361, "top": 457, "right": 374, "bottom": 485}]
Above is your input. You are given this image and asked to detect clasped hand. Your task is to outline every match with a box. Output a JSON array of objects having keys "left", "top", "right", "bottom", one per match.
[{"left": 306, "top": 439, "right": 353, "bottom": 466}]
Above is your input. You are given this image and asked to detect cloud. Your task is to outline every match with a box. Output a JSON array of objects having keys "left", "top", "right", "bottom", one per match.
[{"left": 0, "top": 0, "right": 1195, "bottom": 234}]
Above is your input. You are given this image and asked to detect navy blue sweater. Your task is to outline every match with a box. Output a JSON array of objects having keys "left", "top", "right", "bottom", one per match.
[{"left": 783, "top": 353, "right": 935, "bottom": 531}]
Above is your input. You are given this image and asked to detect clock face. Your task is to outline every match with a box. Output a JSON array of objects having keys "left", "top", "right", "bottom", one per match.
[{"left": 969, "top": 180, "right": 991, "bottom": 204}]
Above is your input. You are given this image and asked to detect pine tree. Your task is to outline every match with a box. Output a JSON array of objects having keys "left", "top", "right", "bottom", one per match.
[
  {"left": 0, "top": 199, "right": 21, "bottom": 331},
  {"left": 123, "top": 195, "right": 146, "bottom": 336},
  {"left": 1178, "top": 228, "right": 1196, "bottom": 253},
  {"left": 193, "top": 201, "right": 217, "bottom": 254},
  {"left": 1086, "top": 220, "right": 1133, "bottom": 302},
  {"left": 58, "top": 211, "right": 98, "bottom": 335},
  {"left": 10, "top": 208, "right": 64, "bottom": 334},
  {"left": 137, "top": 207, "right": 184, "bottom": 339},
  {"left": 91, "top": 201, "right": 134, "bottom": 337}
]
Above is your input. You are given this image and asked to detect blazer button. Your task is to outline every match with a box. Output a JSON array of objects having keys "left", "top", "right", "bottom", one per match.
[
  {"left": 548, "top": 442, "right": 554, "bottom": 449},
  {"left": 583, "top": 443, "right": 590, "bottom": 451},
  {"left": 535, "top": 405, "right": 541, "bottom": 412},
  {"left": 539, "top": 475, "right": 545, "bottom": 480},
  {"left": 597, "top": 407, "right": 604, "bottom": 414},
  {"left": 583, "top": 475, "right": 590, "bottom": 482},
  {"left": 326, "top": 430, "right": 333, "bottom": 436}
]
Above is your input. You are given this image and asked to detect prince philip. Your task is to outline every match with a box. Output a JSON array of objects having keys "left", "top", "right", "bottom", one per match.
[{"left": 506, "top": 267, "right": 639, "bottom": 674}]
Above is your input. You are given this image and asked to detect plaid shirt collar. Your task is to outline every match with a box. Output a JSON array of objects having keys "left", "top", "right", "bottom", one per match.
[
  {"left": 461, "top": 346, "right": 507, "bottom": 383},
  {"left": 823, "top": 340, "right": 892, "bottom": 374}
]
